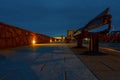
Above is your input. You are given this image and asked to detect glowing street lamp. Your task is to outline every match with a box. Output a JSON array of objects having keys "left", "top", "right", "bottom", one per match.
[{"left": 32, "top": 39, "right": 36, "bottom": 44}]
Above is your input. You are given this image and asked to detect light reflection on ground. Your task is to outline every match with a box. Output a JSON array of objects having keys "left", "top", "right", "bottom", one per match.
[{"left": 0, "top": 43, "right": 97, "bottom": 80}]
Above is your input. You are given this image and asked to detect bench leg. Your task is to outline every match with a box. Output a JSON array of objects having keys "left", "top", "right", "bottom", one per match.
[{"left": 89, "top": 33, "right": 99, "bottom": 53}]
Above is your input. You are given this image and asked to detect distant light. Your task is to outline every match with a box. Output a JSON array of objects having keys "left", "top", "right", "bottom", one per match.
[
  {"left": 50, "top": 38, "right": 52, "bottom": 43},
  {"left": 32, "top": 40, "right": 36, "bottom": 44},
  {"left": 85, "top": 38, "right": 89, "bottom": 41}
]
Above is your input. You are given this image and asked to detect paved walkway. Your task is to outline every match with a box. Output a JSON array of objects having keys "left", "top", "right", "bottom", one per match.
[
  {"left": 71, "top": 45, "right": 120, "bottom": 80},
  {"left": 0, "top": 44, "right": 97, "bottom": 80}
]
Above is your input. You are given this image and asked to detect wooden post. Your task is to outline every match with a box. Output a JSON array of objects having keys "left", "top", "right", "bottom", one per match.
[
  {"left": 89, "top": 33, "right": 99, "bottom": 53},
  {"left": 77, "top": 38, "right": 83, "bottom": 47}
]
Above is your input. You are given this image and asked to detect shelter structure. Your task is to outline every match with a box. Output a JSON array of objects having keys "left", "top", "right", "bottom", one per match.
[{"left": 73, "top": 8, "right": 112, "bottom": 54}]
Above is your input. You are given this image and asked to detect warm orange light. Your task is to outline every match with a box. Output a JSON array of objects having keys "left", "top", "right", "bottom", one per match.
[
  {"left": 32, "top": 40, "right": 36, "bottom": 44},
  {"left": 50, "top": 39, "right": 52, "bottom": 43}
]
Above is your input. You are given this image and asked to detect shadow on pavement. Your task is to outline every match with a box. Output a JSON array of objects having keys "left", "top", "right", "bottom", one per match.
[
  {"left": 71, "top": 47, "right": 108, "bottom": 56},
  {"left": 0, "top": 54, "right": 6, "bottom": 60},
  {"left": 80, "top": 51, "right": 108, "bottom": 56}
]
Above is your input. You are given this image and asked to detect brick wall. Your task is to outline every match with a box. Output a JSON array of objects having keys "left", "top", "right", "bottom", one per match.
[{"left": 0, "top": 22, "right": 53, "bottom": 49}]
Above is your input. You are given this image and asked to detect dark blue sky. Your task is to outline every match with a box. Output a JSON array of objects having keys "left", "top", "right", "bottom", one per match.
[{"left": 0, "top": 0, "right": 120, "bottom": 36}]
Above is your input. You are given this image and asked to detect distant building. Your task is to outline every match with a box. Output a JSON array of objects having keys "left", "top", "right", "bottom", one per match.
[
  {"left": 54, "top": 36, "right": 65, "bottom": 42},
  {"left": 66, "top": 30, "right": 75, "bottom": 42}
]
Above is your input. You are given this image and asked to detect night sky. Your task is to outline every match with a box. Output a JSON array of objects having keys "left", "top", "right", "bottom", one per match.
[{"left": 0, "top": 0, "right": 120, "bottom": 36}]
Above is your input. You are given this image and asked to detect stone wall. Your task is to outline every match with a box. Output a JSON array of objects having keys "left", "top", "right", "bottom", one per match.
[{"left": 0, "top": 22, "right": 54, "bottom": 49}]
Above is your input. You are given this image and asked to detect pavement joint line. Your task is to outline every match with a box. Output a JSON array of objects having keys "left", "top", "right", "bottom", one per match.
[
  {"left": 99, "top": 61, "right": 115, "bottom": 71},
  {"left": 64, "top": 57, "right": 66, "bottom": 63},
  {"left": 0, "top": 70, "right": 16, "bottom": 80},
  {"left": 40, "top": 64, "right": 46, "bottom": 71},
  {"left": 64, "top": 71, "right": 67, "bottom": 80},
  {"left": 78, "top": 56, "right": 100, "bottom": 80}
]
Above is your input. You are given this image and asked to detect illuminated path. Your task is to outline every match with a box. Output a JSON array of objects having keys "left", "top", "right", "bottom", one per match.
[{"left": 0, "top": 43, "right": 97, "bottom": 80}]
